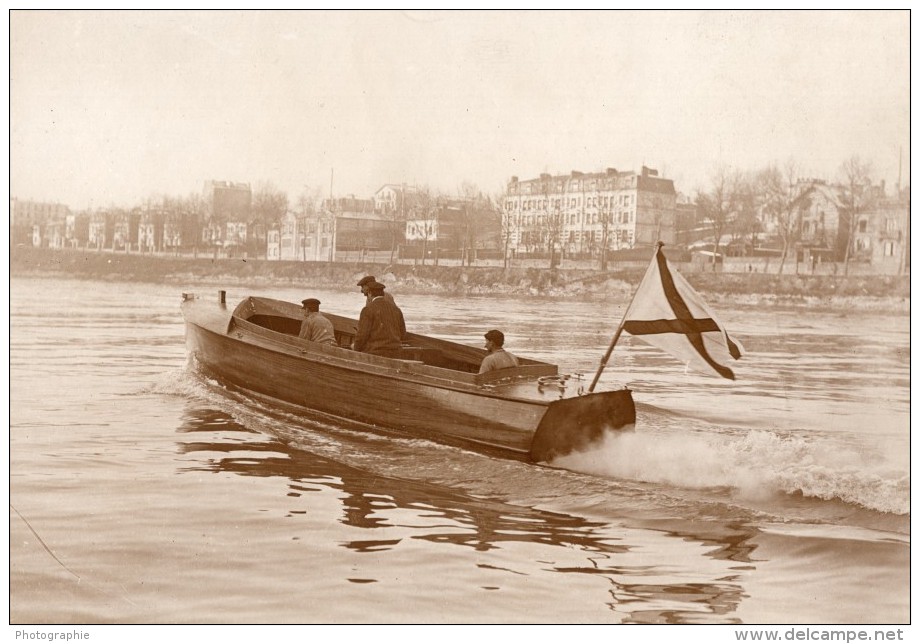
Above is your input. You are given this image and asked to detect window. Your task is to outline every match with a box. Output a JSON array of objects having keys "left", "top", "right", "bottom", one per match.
[
  {"left": 858, "top": 218, "right": 868, "bottom": 233},
  {"left": 884, "top": 241, "right": 895, "bottom": 257}
]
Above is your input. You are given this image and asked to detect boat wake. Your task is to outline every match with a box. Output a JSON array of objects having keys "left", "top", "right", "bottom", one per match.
[
  {"left": 553, "top": 426, "right": 910, "bottom": 516},
  {"left": 148, "top": 365, "right": 908, "bottom": 535}
]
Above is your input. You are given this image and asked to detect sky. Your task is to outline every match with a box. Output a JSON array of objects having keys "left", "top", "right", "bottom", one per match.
[{"left": 8, "top": 9, "right": 912, "bottom": 210}]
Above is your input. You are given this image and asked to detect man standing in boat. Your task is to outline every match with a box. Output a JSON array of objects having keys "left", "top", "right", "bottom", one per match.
[
  {"left": 299, "top": 298, "right": 336, "bottom": 345},
  {"left": 357, "top": 275, "right": 396, "bottom": 306},
  {"left": 354, "top": 281, "right": 406, "bottom": 358},
  {"left": 479, "top": 329, "right": 519, "bottom": 373}
]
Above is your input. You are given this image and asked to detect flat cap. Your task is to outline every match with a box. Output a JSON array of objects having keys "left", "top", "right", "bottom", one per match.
[
  {"left": 301, "top": 298, "right": 321, "bottom": 309},
  {"left": 357, "top": 275, "right": 376, "bottom": 287}
]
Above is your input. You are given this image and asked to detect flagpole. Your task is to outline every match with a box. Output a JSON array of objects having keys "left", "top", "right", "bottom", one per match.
[{"left": 588, "top": 241, "right": 663, "bottom": 393}]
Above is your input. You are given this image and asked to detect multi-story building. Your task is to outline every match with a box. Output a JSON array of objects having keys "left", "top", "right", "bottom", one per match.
[
  {"left": 502, "top": 166, "right": 677, "bottom": 258},
  {"left": 791, "top": 179, "right": 907, "bottom": 271},
  {"left": 374, "top": 184, "right": 424, "bottom": 215},
  {"left": 849, "top": 198, "right": 909, "bottom": 274},
  {"left": 267, "top": 200, "right": 343, "bottom": 262},
  {"left": 162, "top": 210, "right": 185, "bottom": 252},
  {"left": 10, "top": 198, "right": 71, "bottom": 247},
  {"left": 201, "top": 180, "right": 251, "bottom": 256},
  {"left": 138, "top": 208, "right": 161, "bottom": 252},
  {"left": 204, "top": 180, "right": 252, "bottom": 221},
  {"left": 270, "top": 210, "right": 334, "bottom": 262},
  {"left": 790, "top": 180, "right": 847, "bottom": 262},
  {"left": 88, "top": 212, "right": 107, "bottom": 249},
  {"left": 331, "top": 195, "right": 400, "bottom": 260}
]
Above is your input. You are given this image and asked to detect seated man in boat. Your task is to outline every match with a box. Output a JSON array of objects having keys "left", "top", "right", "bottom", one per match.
[
  {"left": 299, "top": 298, "right": 336, "bottom": 345},
  {"left": 479, "top": 329, "right": 520, "bottom": 373},
  {"left": 357, "top": 274, "right": 397, "bottom": 306},
  {"left": 353, "top": 281, "right": 407, "bottom": 358}
]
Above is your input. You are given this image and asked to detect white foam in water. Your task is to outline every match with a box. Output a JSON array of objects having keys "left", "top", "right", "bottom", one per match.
[
  {"left": 143, "top": 366, "right": 212, "bottom": 398},
  {"left": 554, "top": 428, "right": 909, "bottom": 515}
]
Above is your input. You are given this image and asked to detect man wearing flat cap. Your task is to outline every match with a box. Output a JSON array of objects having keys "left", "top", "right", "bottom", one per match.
[
  {"left": 479, "top": 329, "right": 519, "bottom": 373},
  {"left": 354, "top": 281, "right": 406, "bottom": 358},
  {"left": 299, "top": 298, "right": 336, "bottom": 345},
  {"left": 357, "top": 275, "right": 396, "bottom": 307}
]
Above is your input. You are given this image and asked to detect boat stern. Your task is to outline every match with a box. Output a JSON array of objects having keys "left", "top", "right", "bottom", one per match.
[{"left": 529, "top": 389, "right": 635, "bottom": 462}]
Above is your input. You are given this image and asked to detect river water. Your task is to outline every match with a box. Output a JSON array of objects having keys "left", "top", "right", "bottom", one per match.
[{"left": 9, "top": 276, "right": 910, "bottom": 625}]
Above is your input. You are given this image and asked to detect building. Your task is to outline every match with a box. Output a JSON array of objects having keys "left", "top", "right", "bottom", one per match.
[
  {"left": 328, "top": 196, "right": 396, "bottom": 261},
  {"left": 267, "top": 209, "right": 336, "bottom": 262},
  {"left": 791, "top": 181, "right": 848, "bottom": 262},
  {"left": 267, "top": 198, "right": 352, "bottom": 262},
  {"left": 201, "top": 180, "right": 252, "bottom": 255},
  {"left": 848, "top": 199, "right": 909, "bottom": 274},
  {"left": 204, "top": 180, "right": 252, "bottom": 221},
  {"left": 790, "top": 179, "right": 908, "bottom": 271},
  {"left": 502, "top": 166, "right": 677, "bottom": 259},
  {"left": 403, "top": 197, "right": 502, "bottom": 262},
  {"left": 374, "top": 184, "right": 424, "bottom": 215},
  {"left": 10, "top": 198, "right": 71, "bottom": 247}
]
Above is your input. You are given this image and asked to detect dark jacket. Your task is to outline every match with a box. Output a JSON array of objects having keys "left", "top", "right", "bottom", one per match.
[{"left": 355, "top": 296, "right": 406, "bottom": 356}]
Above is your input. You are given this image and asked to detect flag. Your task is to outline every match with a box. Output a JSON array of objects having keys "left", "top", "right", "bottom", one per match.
[{"left": 621, "top": 245, "right": 744, "bottom": 379}]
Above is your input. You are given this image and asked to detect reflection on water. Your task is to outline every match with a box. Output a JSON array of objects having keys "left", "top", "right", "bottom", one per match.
[{"left": 176, "top": 405, "right": 755, "bottom": 624}]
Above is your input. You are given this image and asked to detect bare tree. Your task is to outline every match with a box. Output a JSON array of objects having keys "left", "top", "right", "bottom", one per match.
[
  {"left": 295, "top": 186, "right": 322, "bottom": 261},
  {"left": 757, "top": 162, "right": 809, "bottom": 275},
  {"left": 458, "top": 181, "right": 487, "bottom": 267},
  {"left": 696, "top": 167, "right": 742, "bottom": 270},
  {"left": 383, "top": 199, "right": 401, "bottom": 266},
  {"left": 296, "top": 186, "right": 321, "bottom": 217},
  {"left": 252, "top": 182, "right": 289, "bottom": 225},
  {"left": 414, "top": 188, "right": 437, "bottom": 266},
  {"left": 597, "top": 193, "right": 614, "bottom": 271},
  {"left": 251, "top": 182, "right": 288, "bottom": 259},
  {"left": 728, "top": 173, "right": 759, "bottom": 256},
  {"left": 838, "top": 156, "right": 874, "bottom": 276},
  {"left": 537, "top": 178, "right": 564, "bottom": 269},
  {"left": 497, "top": 188, "right": 518, "bottom": 270}
]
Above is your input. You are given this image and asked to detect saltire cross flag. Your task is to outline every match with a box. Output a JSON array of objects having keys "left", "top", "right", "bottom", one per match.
[
  {"left": 622, "top": 243, "right": 744, "bottom": 379},
  {"left": 589, "top": 243, "right": 744, "bottom": 391}
]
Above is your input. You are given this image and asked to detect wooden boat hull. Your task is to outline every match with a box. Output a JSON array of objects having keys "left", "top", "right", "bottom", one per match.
[{"left": 181, "top": 293, "right": 635, "bottom": 462}]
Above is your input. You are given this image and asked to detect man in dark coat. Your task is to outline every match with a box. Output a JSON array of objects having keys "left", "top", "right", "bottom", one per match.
[
  {"left": 354, "top": 281, "right": 406, "bottom": 358},
  {"left": 357, "top": 275, "right": 397, "bottom": 307}
]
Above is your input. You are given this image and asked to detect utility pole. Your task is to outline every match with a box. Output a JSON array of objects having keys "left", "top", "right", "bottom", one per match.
[{"left": 897, "top": 147, "right": 902, "bottom": 196}]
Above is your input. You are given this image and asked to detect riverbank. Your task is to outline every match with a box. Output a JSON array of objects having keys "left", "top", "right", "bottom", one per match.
[{"left": 10, "top": 246, "right": 910, "bottom": 312}]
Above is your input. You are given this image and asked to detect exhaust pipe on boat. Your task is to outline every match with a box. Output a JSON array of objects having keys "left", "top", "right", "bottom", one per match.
[{"left": 218, "top": 290, "right": 226, "bottom": 306}]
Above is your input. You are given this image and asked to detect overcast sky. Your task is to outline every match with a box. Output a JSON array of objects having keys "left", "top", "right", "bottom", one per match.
[{"left": 9, "top": 10, "right": 911, "bottom": 210}]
